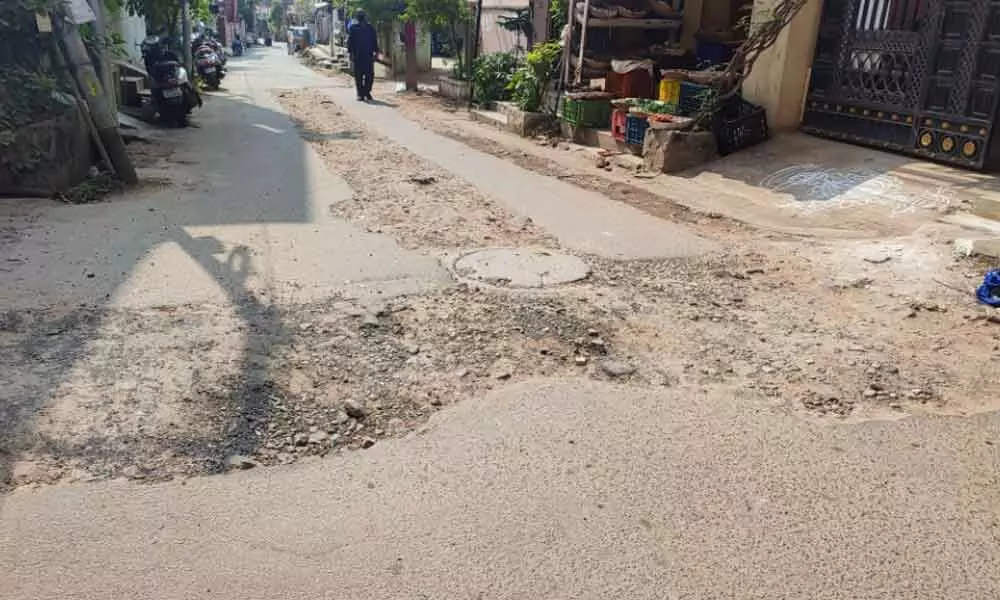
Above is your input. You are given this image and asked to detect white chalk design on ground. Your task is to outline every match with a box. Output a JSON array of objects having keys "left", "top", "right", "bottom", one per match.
[{"left": 760, "top": 164, "right": 957, "bottom": 215}]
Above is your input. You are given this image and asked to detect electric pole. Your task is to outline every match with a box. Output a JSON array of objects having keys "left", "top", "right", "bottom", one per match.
[{"left": 182, "top": 0, "right": 193, "bottom": 74}]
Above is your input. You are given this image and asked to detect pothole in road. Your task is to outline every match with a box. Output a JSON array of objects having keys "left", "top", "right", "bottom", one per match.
[{"left": 452, "top": 248, "right": 591, "bottom": 288}]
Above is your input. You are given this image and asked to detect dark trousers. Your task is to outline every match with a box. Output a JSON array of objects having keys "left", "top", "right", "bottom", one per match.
[{"left": 354, "top": 58, "right": 374, "bottom": 98}]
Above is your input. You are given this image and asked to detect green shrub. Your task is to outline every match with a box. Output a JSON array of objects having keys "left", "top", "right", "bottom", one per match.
[
  {"left": 507, "top": 41, "right": 561, "bottom": 112},
  {"left": 472, "top": 51, "right": 521, "bottom": 106}
]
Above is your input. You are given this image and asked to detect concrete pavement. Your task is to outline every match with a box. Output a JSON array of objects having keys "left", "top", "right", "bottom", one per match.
[
  {"left": 3, "top": 46, "right": 1000, "bottom": 600},
  {"left": 0, "top": 50, "right": 448, "bottom": 312},
  {"left": 4, "top": 379, "right": 999, "bottom": 599},
  {"left": 318, "top": 87, "right": 712, "bottom": 261}
]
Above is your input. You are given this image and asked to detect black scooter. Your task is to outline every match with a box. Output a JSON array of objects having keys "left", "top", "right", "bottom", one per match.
[{"left": 141, "top": 35, "right": 201, "bottom": 126}]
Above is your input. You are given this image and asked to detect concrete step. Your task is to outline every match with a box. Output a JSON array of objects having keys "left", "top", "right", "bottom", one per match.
[
  {"left": 495, "top": 101, "right": 521, "bottom": 120},
  {"left": 471, "top": 109, "right": 508, "bottom": 130}
]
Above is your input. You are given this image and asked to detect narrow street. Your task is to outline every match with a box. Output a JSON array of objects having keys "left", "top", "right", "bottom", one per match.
[{"left": 2, "top": 46, "right": 999, "bottom": 599}]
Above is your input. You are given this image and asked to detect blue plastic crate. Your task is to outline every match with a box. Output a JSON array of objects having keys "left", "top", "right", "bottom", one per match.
[{"left": 625, "top": 114, "right": 649, "bottom": 146}]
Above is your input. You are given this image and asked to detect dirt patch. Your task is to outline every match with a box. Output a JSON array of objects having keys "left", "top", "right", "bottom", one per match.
[
  {"left": 275, "top": 88, "right": 556, "bottom": 251},
  {"left": 0, "top": 289, "right": 628, "bottom": 488},
  {"left": 5, "top": 239, "right": 1000, "bottom": 489}
]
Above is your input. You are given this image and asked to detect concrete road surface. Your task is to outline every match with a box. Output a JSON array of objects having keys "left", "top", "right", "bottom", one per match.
[
  {"left": 3, "top": 379, "right": 999, "bottom": 599},
  {"left": 2, "top": 46, "right": 999, "bottom": 600}
]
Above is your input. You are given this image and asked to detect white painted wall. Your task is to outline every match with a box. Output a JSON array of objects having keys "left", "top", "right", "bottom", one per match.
[{"left": 113, "top": 11, "right": 147, "bottom": 63}]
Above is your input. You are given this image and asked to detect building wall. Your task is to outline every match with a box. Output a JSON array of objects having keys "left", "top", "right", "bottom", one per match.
[
  {"left": 112, "top": 11, "right": 147, "bottom": 63},
  {"left": 742, "top": 0, "right": 823, "bottom": 129},
  {"left": 480, "top": 7, "right": 528, "bottom": 55},
  {"left": 378, "top": 21, "right": 433, "bottom": 75}
]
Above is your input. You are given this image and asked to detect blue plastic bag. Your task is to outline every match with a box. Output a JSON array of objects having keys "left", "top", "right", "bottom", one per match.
[{"left": 976, "top": 270, "right": 1000, "bottom": 307}]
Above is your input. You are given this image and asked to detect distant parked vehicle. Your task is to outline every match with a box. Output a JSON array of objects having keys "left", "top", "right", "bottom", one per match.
[{"left": 288, "top": 26, "right": 310, "bottom": 54}]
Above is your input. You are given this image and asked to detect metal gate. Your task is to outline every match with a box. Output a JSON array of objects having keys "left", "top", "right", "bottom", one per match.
[{"left": 802, "top": 0, "right": 1000, "bottom": 169}]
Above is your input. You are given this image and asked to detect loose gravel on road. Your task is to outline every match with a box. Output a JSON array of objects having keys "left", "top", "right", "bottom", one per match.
[{"left": 3, "top": 86, "right": 1000, "bottom": 490}]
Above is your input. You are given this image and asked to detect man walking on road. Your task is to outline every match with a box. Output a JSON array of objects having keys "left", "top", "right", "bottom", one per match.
[{"left": 347, "top": 10, "right": 379, "bottom": 102}]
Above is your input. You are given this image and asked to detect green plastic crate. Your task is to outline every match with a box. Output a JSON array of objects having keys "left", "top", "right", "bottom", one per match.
[{"left": 560, "top": 97, "right": 612, "bottom": 128}]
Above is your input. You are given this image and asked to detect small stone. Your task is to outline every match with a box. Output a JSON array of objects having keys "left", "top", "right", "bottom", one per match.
[
  {"left": 761, "top": 365, "right": 776, "bottom": 374},
  {"left": 574, "top": 355, "right": 588, "bottom": 366},
  {"left": 293, "top": 433, "right": 309, "bottom": 446},
  {"left": 588, "top": 337, "right": 608, "bottom": 352},
  {"left": 360, "top": 314, "right": 380, "bottom": 329},
  {"left": 863, "top": 254, "right": 893, "bottom": 264},
  {"left": 361, "top": 437, "right": 376, "bottom": 449},
  {"left": 610, "top": 301, "right": 631, "bottom": 313},
  {"left": 600, "top": 359, "right": 636, "bottom": 378},
  {"left": 308, "top": 431, "right": 330, "bottom": 445},
  {"left": 862, "top": 388, "right": 878, "bottom": 399},
  {"left": 122, "top": 465, "right": 144, "bottom": 479},
  {"left": 332, "top": 410, "right": 350, "bottom": 425},
  {"left": 10, "top": 461, "right": 49, "bottom": 484},
  {"left": 225, "top": 455, "right": 258, "bottom": 470},
  {"left": 491, "top": 359, "right": 515, "bottom": 380},
  {"left": 343, "top": 400, "right": 367, "bottom": 419}
]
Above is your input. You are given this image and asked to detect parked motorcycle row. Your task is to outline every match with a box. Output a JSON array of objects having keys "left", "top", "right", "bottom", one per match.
[
  {"left": 138, "top": 31, "right": 260, "bottom": 127},
  {"left": 193, "top": 34, "right": 227, "bottom": 91}
]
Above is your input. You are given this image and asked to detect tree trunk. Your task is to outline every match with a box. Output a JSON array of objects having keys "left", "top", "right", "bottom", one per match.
[
  {"left": 449, "top": 22, "right": 462, "bottom": 75},
  {"left": 56, "top": 18, "right": 138, "bottom": 185},
  {"left": 404, "top": 21, "right": 418, "bottom": 91}
]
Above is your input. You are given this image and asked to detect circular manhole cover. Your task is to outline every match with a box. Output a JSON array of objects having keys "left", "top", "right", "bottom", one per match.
[{"left": 453, "top": 248, "right": 590, "bottom": 288}]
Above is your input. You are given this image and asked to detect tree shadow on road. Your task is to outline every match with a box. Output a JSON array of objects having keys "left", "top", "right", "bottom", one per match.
[{"left": 0, "top": 81, "right": 312, "bottom": 490}]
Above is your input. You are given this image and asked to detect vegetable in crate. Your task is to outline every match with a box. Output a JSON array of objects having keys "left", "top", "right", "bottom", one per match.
[{"left": 633, "top": 99, "right": 674, "bottom": 115}]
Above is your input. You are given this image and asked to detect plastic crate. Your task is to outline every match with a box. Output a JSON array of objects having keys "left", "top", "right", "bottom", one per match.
[
  {"left": 611, "top": 109, "right": 628, "bottom": 142},
  {"left": 561, "top": 97, "right": 612, "bottom": 128},
  {"left": 678, "top": 81, "right": 714, "bottom": 116},
  {"left": 625, "top": 114, "right": 649, "bottom": 146},
  {"left": 658, "top": 78, "right": 681, "bottom": 108},
  {"left": 696, "top": 40, "right": 739, "bottom": 67},
  {"left": 712, "top": 98, "right": 769, "bottom": 156}
]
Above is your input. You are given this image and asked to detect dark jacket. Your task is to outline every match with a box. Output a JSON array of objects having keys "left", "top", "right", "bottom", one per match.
[{"left": 347, "top": 21, "right": 379, "bottom": 63}]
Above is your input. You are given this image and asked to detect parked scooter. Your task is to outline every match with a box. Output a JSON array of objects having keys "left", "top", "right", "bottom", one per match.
[
  {"left": 194, "top": 43, "right": 225, "bottom": 90},
  {"left": 141, "top": 35, "right": 201, "bottom": 126}
]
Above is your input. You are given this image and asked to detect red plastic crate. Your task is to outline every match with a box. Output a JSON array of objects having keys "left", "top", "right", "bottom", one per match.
[{"left": 611, "top": 109, "right": 628, "bottom": 142}]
